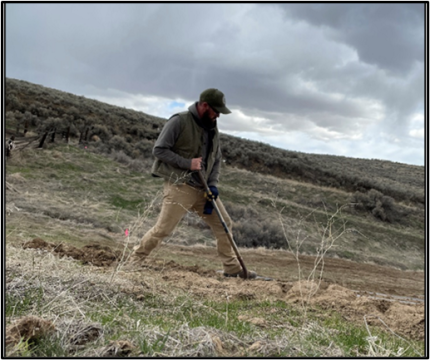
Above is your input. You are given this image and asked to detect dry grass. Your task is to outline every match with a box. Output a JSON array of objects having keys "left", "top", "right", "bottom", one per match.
[
  {"left": 363, "top": 315, "right": 423, "bottom": 357},
  {"left": 5, "top": 141, "right": 425, "bottom": 357},
  {"left": 4, "top": 243, "right": 304, "bottom": 357},
  {"left": 6, "top": 236, "right": 424, "bottom": 357}
]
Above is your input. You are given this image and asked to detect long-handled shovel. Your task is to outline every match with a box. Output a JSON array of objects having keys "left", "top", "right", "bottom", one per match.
[{"left": 197, "top": 170, "right": 251, "bottom": 279}]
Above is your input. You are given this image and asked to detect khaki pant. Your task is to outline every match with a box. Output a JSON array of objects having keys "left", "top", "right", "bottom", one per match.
[{"left": 133, "top": 181, "right": 242, "bottom": 274}]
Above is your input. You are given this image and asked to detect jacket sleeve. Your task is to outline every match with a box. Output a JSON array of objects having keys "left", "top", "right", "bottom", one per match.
[
  {"left": 207, "top": 143, "right": 222, "bottom": 187},
  {"left": 152, "top": 116, "right": 192, "bottom": 170}
]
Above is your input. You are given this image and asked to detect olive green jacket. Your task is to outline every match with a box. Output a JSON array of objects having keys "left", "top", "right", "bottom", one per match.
[{"left": 151, "top": 103, "right": 221, "bottom": 187}]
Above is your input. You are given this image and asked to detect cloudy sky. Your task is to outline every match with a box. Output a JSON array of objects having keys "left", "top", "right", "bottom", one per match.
[{"left": 5, "top": 3, "right": 426, "bottom": 165}]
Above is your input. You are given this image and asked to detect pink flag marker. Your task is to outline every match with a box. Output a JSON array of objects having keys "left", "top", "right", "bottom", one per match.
[{"left": 125, "top": 229, "right": 129, "bottom": 237}]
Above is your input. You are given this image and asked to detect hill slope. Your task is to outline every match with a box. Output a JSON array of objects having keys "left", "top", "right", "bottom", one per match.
[
  {"left": 4, "top": 145, "right": 425, "bottom": 357},
  {"left": 4, "top": 81, "right": 425, "bottom": 355},
  {"left": 5, "top": 77, "right": 425, "bottom": 270}
]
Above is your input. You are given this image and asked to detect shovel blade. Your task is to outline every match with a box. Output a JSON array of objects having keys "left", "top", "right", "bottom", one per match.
[{"left": 216, "top": 270, "right": 273, "bottom": 281}]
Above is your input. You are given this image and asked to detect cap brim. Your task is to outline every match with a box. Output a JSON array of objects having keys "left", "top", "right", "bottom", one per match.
[{"left": 213, "top": 105, "right": 231, "bottom": 115}]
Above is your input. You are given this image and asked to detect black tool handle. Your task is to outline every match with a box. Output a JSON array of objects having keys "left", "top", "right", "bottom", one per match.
[{"left": 197, "top": 171, "right": 249, "bottom": 279}]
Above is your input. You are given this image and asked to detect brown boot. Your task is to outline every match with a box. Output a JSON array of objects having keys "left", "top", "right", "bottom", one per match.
[
  {"left": 121, "top": 253, "right": 147, "bottom": 271},
  {"left": 223, "top": 270, "right": 257, "bottom": 279}
]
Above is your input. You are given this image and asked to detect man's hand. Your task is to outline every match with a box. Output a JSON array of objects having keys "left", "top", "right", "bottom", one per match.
[
  {"left": 203, "top": 186, "right": 219, "bottom": 215},
  {"left": 206, "top": 186, "right": 219, "bottom": 200},
  {"left": 190, "top": 157, "right": 203, "bottom": 170}
]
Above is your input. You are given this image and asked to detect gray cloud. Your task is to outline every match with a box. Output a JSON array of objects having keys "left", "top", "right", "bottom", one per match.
[
  {"left": 5, "top": 3, "right": 425, "bottom": 165},
  {"left": 276, "top": 3, "right": 424, "bottom": 73}
]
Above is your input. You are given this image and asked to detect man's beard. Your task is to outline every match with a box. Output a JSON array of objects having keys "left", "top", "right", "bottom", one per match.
[{"left": 201, "top": 110, "right": 217, "bottom": 129}]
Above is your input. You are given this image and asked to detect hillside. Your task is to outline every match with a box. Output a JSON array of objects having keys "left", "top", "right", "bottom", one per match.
[
  {"left": 4, "top": 77, "right": 425, "bottom": 356},
  {"left": 4, "top": 142, "right": 425, "bottom": 357},
  {"left": 5, "top": 77, "right": 424, "bottom": 207},
  {"left": 4, "top": 77, "right": 425, "bottom": 269}
]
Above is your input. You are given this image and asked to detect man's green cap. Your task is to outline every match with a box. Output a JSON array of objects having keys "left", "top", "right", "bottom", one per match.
[{"left": 200, "top": 88, "right": 231, "bottom": 114}]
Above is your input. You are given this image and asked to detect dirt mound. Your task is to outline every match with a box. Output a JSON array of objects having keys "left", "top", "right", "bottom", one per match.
[
  {"left": 23, "top": 238, "right": 124, "bottom": 267},
  {"left": 21, "top": 239, "right": 425, "bottom": 341},
  {"left": 6, "top": 315, "right": 55, "bottom": 347},
  {"left": 100, "top": 340, "right": 136, "bottom": 357},
  {"left": 284, "top": 280, "right": 424, "bottom": 340},
  {"left": 22, "top": 238, "right": 218, "bottom": 274}
]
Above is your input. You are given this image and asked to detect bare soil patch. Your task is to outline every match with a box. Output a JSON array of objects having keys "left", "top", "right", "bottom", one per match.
[
  {"left": 23, "top": 238, "right": 123, "bottom": 267},
  {"left": 6, "top": 316, "right": 55, "bottom": 347}
]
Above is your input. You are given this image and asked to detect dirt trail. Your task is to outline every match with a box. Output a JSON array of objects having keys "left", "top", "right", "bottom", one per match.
[{"left": 21, "top": 238, "right": 425, "bottom": 341}]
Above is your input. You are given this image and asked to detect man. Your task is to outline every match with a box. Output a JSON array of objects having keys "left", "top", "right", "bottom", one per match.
[{"left": 127, "top": 88, "right": 256, "bottom": 279}]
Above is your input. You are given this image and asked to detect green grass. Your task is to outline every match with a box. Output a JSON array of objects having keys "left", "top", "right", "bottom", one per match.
[
  {"left": 108, "top": 195, "right": 146, "bottom": 211},
  {"left": 6, "top": 287, "right": 45, "bottom": 317},
  {"left": 79, "top": 291, "right": 423, "bottom": 357},
  {"left": 30, "top": 335, "right": 70, "bottom": 358},
  {"left": 137, "top": 332, "right": 171, "bottom": 356}
]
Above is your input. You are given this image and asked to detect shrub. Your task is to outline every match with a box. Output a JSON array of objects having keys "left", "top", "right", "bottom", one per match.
[
  {"left": 224, "top": 202, "right": 286, "bottom": 249},
  {"left": 350, "top": 189, "right": 404, "bottom": 223},
  {"left": 110, "top": 150, "right": 132, "bottom": 165},
  {"left": 91, "top": 141, "right": 110, "bottom": 155},
  {"left": 129, "top": 125, "right": 145, "bottom": 137},
  {"left": 233, "top": 219, "right": 287, "bottom": 249},
  {"left": 108, "top": 135, "right": 133, "bottom": 156},
  {"left": 224, "top": 202, "right": 259, "bottom": 221},
  {"left": 91, "top": 124, "right": 111, "bottom": 141},
  {"left": 135, "top": 139, "right": 154, "bottom": 158},
  {"left": 129, "top": 158, "right": 152, "bottom": 172}
]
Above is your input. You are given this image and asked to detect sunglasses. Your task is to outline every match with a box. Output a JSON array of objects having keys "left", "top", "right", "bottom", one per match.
[{"left": 207, "top": 104, "right": 220, "bottom": 115}]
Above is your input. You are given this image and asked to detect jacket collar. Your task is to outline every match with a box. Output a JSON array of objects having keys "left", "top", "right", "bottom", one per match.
[{"left": 189, "top": 102, "right": 217, "bottom": 131}]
